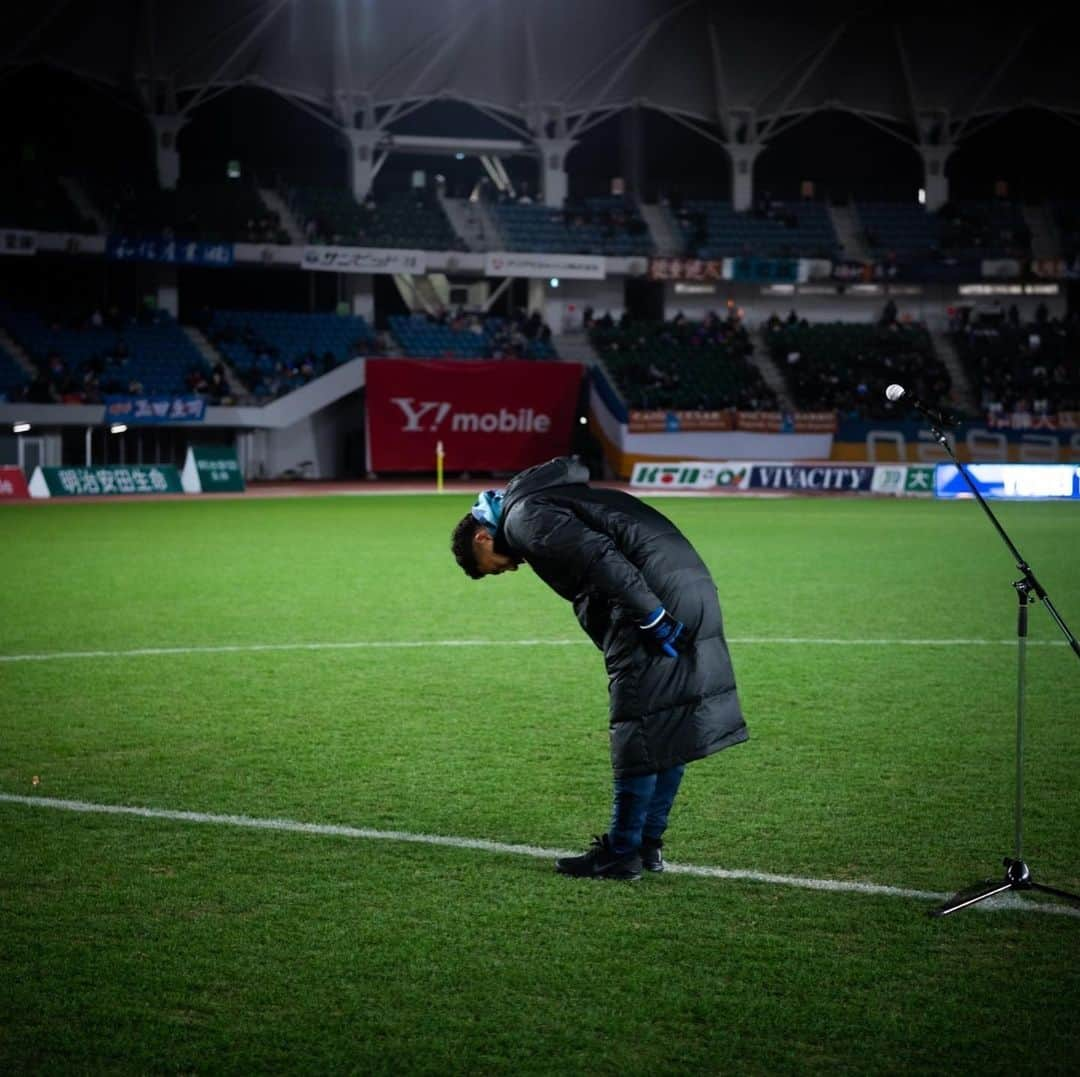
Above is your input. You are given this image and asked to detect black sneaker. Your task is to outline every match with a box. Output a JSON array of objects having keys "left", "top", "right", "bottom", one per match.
[
  {"left": 555, "top": 835, "right": 642, "bottom": 881},
  {"left": 641, "top": 836, "right": 665, "bottom": 873}
]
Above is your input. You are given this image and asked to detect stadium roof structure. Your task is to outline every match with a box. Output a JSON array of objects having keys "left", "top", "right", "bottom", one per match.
[{"left": 3, "top": 1, "right": 1077, "bottom": 148}]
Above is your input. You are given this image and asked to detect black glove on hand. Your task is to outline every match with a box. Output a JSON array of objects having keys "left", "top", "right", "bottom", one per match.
[{"left": 638, "top": 606, "right": 691, "bottom": 658}]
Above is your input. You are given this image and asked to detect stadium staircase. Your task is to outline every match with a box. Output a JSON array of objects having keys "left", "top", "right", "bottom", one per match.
[
  {"left": 1023, "top": 203, "right": 1062, "bottom": 260},
  {"left": 393, "top": 274, "right": 447, "bottom": 316},
  {"left": 930, "top": 329, "right": 978, "bottom": 415},
  {"left": 257, "top": 187, "right": 305, "bottom": 244},
  {"left": 0, "top": 334, "right": 32, "bottom": 401},
  {"left": 473, "top": 202, "right": 505, "bottom": 252},
  {"left": 0, "top": 328, "right": 36, "bottom": 379},
  {"left": 437, "top": 193, "right": 501, "bottom": 252},
  {"left": 58, "top": 177, "right": 107, "bottom": 235},
  {"left": 182, "top": 325, "right": 249, "bottom": 401},
  {"left": 828, "top": 203, "right": 871, "bottom": 261},
  {"left": 552, "top": 332, "right": 599, "bottom": 368},
  {"left": 212, "top": 359, "right": 368, "bottom": 431},
  {"left": 557, "top": 331, "right": 627, "bottom": 414},
  {"left": 747, "top": 328, "right": 794, "bottom": 410},
  {"left": 640, "top": 204, "right": 685, "bottom": 257}
]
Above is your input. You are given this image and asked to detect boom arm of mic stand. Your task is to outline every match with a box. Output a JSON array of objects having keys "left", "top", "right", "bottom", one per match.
[{"left": 929, "top": 421, "right": 1080, "bottom": 662}]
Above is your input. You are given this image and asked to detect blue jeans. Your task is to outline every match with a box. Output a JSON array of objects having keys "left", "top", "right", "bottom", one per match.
[{"left": 609, "top": 764, "right": 686, "bottom": 854}]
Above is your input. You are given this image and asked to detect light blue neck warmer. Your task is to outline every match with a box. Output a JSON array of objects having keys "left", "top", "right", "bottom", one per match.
[{"left": 471, "top": 489, "right": 505, "bottom": 534}]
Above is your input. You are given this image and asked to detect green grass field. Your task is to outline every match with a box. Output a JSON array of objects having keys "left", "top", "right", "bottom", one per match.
[{"left": 2, "top": 493, "right": 1079, "bottom": 1075}]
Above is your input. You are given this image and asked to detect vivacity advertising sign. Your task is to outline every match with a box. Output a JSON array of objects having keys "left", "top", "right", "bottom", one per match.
[
  {"left": 749, "top": 464, "right": 874, "bottom": 492},
  {"left": 365, "top": 359, "right": 583, "bottom": 472}
]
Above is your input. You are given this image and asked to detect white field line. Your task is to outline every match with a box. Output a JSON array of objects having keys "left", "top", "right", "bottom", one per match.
[
  {"left": 1, "top": 793, "right": 1077, "bottom": 918},
  {"left": 0, "top": 637, "right": 1069, "bottom": 663}
]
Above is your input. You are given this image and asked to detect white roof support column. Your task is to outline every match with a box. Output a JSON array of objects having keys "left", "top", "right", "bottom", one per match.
[
  {"left": 728, "top": 140, "right": 764, "bottom": 213},
  {"left": 137, "top": 0, "right": 185, "bottom": 190},
  {"left": 919, "top": 145, "right": 953, "bottom": 213},
  {"left": 150, "top": 111, "right": 185, "bottom": 190},
  {"left": 344, "top": 129, "right": 385, "bottom": 203},
  {"left": 537, "top": 137, "right": 574, "bottom": 207},
  {"left": 894, "top": 24, "right": 951, "bottom": 212}
]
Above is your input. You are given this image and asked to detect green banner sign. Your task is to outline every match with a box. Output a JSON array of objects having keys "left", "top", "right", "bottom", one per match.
[
  {"left": 904, "top": 466, "right": 934, "bottom": 494},
  {"left": 870, "top": 465, "right": 935, "bottom": 497},
  {"left": 180, "top": 444, "right": 245, "bottom": 493},
  {"left": 28, "top": 465, "right": 183, "bottom": 498}
]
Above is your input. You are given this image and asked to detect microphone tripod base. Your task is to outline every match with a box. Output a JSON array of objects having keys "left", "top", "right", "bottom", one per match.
[{"left": 931, "top": 858, "right": 1080, "bottom": 917}]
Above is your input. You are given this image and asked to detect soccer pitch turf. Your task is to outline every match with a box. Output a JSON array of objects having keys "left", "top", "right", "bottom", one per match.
[{"left": 2, "top": 493, "right": 1079, "bottom": 1074}]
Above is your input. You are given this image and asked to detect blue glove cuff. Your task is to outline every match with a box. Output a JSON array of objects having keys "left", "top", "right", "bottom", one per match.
[{"left": 640, "top": 606, "right": 666, "bottom": 629}]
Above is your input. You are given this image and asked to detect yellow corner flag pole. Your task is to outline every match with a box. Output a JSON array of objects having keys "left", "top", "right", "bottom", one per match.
[{"left": 436, "top": 440, "right": 444, "bottom": 493}]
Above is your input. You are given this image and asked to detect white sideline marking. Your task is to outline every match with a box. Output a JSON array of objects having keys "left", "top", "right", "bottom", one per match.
[
  {"left": 0, "top": 637, "right": 1068, "bottom": 663},
  {"left": 1, "top": 793, "right": 1077, "bottom": 917}
]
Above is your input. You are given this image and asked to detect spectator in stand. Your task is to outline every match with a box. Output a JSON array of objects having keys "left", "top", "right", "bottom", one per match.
[
  {"left": 189, "top": 366, "right": 210, "bottom": 395},
  {"left": 208, "top": 363, "right": 232, "bottom": 404}
]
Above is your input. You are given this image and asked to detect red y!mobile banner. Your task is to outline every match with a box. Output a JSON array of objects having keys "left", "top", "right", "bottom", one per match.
[
  {"left": 365, "top": 358, "right": 583, "bottom": 472},
  {"left": 0, "top": 466, "right": 30, "bottom": 500}
]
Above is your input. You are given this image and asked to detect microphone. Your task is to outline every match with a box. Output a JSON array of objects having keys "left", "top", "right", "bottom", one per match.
[{"left": 885, "top": 384, "right": 954, "bottom": 428}]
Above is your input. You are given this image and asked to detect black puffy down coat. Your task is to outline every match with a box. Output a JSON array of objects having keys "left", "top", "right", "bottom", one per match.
[{"left": 494, "top": 456, "right": 747, "bottom": 777}]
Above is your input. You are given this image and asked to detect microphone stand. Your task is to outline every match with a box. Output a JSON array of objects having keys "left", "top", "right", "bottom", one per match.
[{"left": 918, "top": 414, "right": 1080, "bottom": 916}]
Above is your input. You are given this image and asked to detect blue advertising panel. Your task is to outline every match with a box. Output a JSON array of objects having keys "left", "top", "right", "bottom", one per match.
[
  {"left": 106, "top": 236, "right": 234, "bottom": 266},
  {"left": 105, "top": 396, "right": 207, "bottom": 424},
  {"left": 935, "top": 464, "right": 1080, "bottom": 500}
]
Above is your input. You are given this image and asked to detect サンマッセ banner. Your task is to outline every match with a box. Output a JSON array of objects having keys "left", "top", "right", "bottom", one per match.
[
  {"left": 303, "top": 245, "right": 426, "bottom": 275},
  {"left": 365, "top": 359, "right": 583, "bottom": 472}
]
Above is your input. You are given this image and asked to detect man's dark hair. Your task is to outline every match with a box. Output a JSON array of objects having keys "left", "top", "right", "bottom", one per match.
[{"left": 451, "top": 513, "right": 485, "bottom": 579}]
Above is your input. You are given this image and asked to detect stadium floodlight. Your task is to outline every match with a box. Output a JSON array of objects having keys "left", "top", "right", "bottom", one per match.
[
  {"left": 110, "top": 424, "right": 128, "bottom": 435},
  {"left": 12, "top": 422, "right": 30, "bottom": 433}
]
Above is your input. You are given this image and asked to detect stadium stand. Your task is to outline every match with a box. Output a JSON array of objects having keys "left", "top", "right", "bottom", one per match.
[
  {"left": 492, "top": 196, "right": 654, "bottom": 256},
  {"left": 762, "top": 314, "right": 950, "bottom": 417},
  {"left": 938, "top": 200, "right": 1031, "bottom": 259},
  {"left": 207, "top": 310, "right": 376, "bottom": 398},
  {"left": 1049, "top": 201, "right": 1080, "bottom": 261},
  {"left": 950, "top": 306, "right": 1080, "bottom": 415},
  {"left": 857, "top": 199, "right": 1032, "bottom": 262},
  {"left": 675, "top": 198, "right": 840, "bottom": 259},
  {"left": 589, "top": 313, "right": 777, "bottom": 411},
  {"left": 288, "top": 187, "right": 465, "bottom": 250},
  {"left": 85, "top": 178, "right": 288, "bottom": 243},
  {"left": 856, "top": 201, "right": 940, "bottom": 261},
  {"left": 1, "top": 308, "right": 213, "bottom": 401},
  {"left": 0, "top": 169, "right": 94, "bottom": 234},
  {"left": 389, "top": 310, "right": 557, "bottom": 360},
  {"left": 0, "top": 342, "right": 30, "bottom": 402}
]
